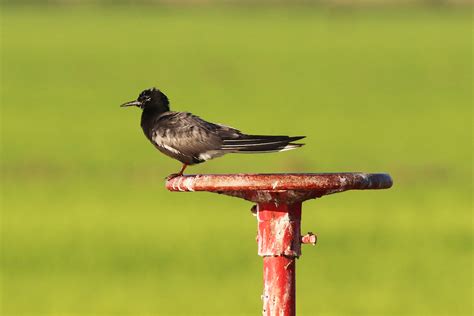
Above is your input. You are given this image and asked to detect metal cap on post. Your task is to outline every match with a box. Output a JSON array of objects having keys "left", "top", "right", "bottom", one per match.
[{"left": 166, "top": 173, "right": 392, "bottom": 316}]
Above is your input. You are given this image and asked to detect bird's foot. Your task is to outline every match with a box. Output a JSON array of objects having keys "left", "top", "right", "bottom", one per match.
[
  {"left": 165, "top": 164, "right": 188, "bottom": 180},
  {"left": 165, "top": 173, "right": 183, "bottom": 180}
]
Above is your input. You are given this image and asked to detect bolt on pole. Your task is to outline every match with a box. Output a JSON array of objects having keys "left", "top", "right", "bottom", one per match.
[{"left": 166, "top": 173, "right": 392, "bottom": 315}]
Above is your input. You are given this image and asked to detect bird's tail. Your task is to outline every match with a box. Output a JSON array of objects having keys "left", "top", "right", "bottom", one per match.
[{"left": 221, "top": 135, "right": 305, "bottom": 153}]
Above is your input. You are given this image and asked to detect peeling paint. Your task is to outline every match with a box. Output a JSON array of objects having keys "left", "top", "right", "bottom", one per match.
[
  {"left": 262, "top": 257, "right": 295, "bottom": 316},
  {"left": 257, "top": 203, "right": 302, "bottom": 257},
  {"left": 183, "top": 177, "right": 195, "bottom": 192},
  {"left": 166, "top": 173, "right": 393, "bottom": 198},
  {"left": 272, "top": 180, "right": 280, "bottom": 190}
]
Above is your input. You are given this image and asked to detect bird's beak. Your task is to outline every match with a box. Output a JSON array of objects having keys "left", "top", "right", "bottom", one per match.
[{"left": 120, "top": 100, "right": 142, "bottom": 108}]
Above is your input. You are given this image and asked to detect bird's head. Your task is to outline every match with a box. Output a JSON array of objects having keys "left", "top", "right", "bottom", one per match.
[{"left": 120, "top": 87, "right": 170, "bottom": 112}]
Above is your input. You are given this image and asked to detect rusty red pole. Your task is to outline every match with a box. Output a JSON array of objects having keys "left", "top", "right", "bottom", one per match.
[
  {"left": 166, "top": 173, "right": 392, "bottom": 315},
  {"left": 258, "top": 201, "right": 301, "bottom": 315}
]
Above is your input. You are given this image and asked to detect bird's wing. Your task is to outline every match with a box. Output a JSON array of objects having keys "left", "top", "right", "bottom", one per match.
[
  {"left": 152, "top": 111, "right": 305, "bottom": 164},
  {"left": 152, "top": 112, "right": 238, "bottom": 163}
]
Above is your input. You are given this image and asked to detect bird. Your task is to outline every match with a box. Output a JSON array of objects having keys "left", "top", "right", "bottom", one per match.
[{"left": 121, "top": 87, "right": 305, "bottom": 178}]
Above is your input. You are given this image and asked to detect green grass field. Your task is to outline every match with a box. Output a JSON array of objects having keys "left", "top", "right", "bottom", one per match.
[{"left": 1, "top": 6, "right": 472, "bottom": 316}]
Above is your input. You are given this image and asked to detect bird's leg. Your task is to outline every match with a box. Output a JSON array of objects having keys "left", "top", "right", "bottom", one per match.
[
  {"left": 166, "top": 164, "right": 188, "bottom": 180},
  {"left": 178, "top": 164, "right": 188, "bottom": 176}
]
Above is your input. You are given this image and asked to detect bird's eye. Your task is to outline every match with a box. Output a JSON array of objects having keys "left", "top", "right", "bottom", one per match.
[{"left": 138, "top": 89, "right": 153, "bottom": 102}]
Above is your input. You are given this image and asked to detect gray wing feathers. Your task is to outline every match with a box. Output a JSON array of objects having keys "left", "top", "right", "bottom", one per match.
[
  {"left": 221, "top": 135, "right": 305, "bottom": 153},
  {"left": 151, "top": 112, "right": 304, "bottom": 164},
  {"left": 152, "top": 112, "right": 225, "bottom": 164}
]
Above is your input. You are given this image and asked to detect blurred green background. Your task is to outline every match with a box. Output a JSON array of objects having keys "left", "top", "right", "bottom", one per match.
[{"left": 1, "top": 2, "right": 472, "bottom": 316}]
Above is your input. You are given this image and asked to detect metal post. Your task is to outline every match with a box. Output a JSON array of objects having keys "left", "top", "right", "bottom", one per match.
[
  {"left": 166, "top": 173, "right": 392, "bottom": 315},
  {"left": 257, "top": 201, "right": 301, "bottom": 316}
]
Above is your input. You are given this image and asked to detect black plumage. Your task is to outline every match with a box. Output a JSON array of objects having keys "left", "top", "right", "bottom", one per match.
[{"left": 121, "top": 87, "right": 305, "bottom": 176}]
